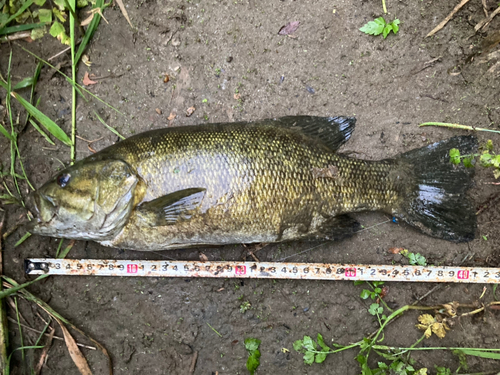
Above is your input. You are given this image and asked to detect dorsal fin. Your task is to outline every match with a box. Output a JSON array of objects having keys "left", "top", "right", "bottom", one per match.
[{"left": 269, "top": 116, "right": 356, "bottom": 152}]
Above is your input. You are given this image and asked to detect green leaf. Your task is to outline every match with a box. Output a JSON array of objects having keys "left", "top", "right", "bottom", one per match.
[
  {"left": 52, "top": 7, "right": 67, "bottom": 22},
  {"left": 463, "top": 156, "right": 474, "bottom": 168},
  {"left": 378, "top": 362, "right": 388, "bottom": 370},
  {"left": 293, "top": 339, "right": 304, "bottom": 352},
  {"left": 13, "top": 77, "right": 34, "bottom": 90},
  {"left": 246, "top": 351, "right": 261, "bottom": 375},
  {"left": 354, "top": 280, "right": 365, "bottom": 286},
  {"left": 360, "top": 289, "right": 371, "bottom": 299},
  {"left": 76, "top": 0, "right": 87, "bottom": 6},
  {"left": 303, "top": 351, "right": 315, "bottom": 365},
  {"left": 302, "top": 336, "right": 316, "bottom": 351},
  {"left": 486, "top": 139, "right": 494, "bottom": 151},
  {"left": 11, "top": 92, "right": 72, "bottom": 146},
  {"left": 316, "top": 333, "right": 330, "bottom": 352},
  {"left": 494, "top": 169, "right": 500, "bottom": 179},
  {"left": 360, "top": 17, "right": 386, "bottom": 36},
  {"left": 372, "top": 281, "right": 385, "bottom": 287},
  {"left": 50, "top": 20, "right": 70, "bottom": 44},
  {"left": 369, "top": 303, "right": 380, "bottom": 315},
  {"left": 53, "top": 0, "right": 66, "bottom": 10},
  {"left": 244, "top": 338, "right": 261, "bottom": 352},
  {"left": 38, "top": 8, "right": 52, "bottom": 23},
  {"left": 449, "top": 148, "right": 461, "bottom": 165},
  {"left": 435, "top": 366, "right": 452, "bottom": 375},
  {"left": 34, "top": 0, "right": 46, "bottom": 5},
  {"left": 391, "top": 19, "right": 400, "bottom": 33},
  {"left": 315, "top": 352, "right": 327, "bottom": 363},
  {"left": 374, "top": 287, "right": 382, "bottom": 294},
  {"left": 31, "top": 26, "right": 47, "bottom": 40},
  {"left": 480, "top": 152, "right": 493, "bottom": 167}
]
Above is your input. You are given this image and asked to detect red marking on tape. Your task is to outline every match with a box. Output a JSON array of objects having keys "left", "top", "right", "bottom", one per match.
[
  {"left": 345, "top": 268, "right": 356, "bottom": 277},
  {"left": 235, "top": 266, "right": 246, "bottom": 275},
  {"left": 457, "top": 270, "right": 469, "bottom": 280},
  {"left": 127, "top": 264, "right": 138, "bottom": 273}
]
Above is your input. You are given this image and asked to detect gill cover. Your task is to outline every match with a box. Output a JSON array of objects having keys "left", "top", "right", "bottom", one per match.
[{"left": 30, "top": 159, "right": 139, "bottom": 241}]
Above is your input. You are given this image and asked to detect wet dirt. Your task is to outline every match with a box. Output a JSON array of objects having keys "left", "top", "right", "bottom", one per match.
[{"left": 1, "top": 0, "right": 500, "bottom": 374}]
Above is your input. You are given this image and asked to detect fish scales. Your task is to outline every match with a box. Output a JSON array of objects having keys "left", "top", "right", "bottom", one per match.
[{"left": 29, "top": 116, "right": 477, "bottom": 250}]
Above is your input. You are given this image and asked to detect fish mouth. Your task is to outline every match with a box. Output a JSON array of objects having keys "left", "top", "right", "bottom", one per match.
[{"left": 27, "top": 192, "right": 57, "bottom": 229}]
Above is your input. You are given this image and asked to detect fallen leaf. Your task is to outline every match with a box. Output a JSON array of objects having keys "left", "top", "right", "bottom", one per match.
[
  {"left": 115, "top": 0, "right": 133, "bottom": 28},
  {"left": 80, "top": 12, "right": 94, "bottom": 26},
  {"left": 164, "top": 74, "right": 170, "bottom": 83},
  {"left": 167, "top": 112, "right": 176, "bottom": 121},
  {"left": 199, "top": 253, "right": 208, "bottom": 262},
  {"left": 155, "top": 108, "right": 162, "bottom": 115},
  {"left": 82, "top": 72, "right": 97, "bottom": 86},
  {"left": 388, "top": 247, "right": 404, "bottom": 254},
  {"left": 234, "top": 93, "right": 241, "bottom": 100},
  {"left": 416, "top": 314, "right": 450, "bottom": 339},
  {"left": 36, "top": 328, "right": 55, "bottom": 375},
  {"left": 81, "top": 55, "right": 92, "bottom": 67},
  {"left": 55, "top": 317, "right": 92, "bottom": 375},
  {"left": 278, "top": 21, "right": 300, "bottom": 36},
  {"left": 186, "top": 106, "right": 195, "bottom": 117}
]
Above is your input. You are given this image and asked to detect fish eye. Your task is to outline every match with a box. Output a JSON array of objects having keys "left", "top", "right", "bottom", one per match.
[{"left": 57, "top": 173, "right": 71, "bottom": 188}]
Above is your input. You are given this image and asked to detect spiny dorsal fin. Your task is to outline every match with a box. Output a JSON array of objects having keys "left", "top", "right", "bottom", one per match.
[
  {"left": 269, "top": 116, "right": 356, "bottom": 152},
  {"left": 136, "top": 188, "right": 206, "bottom": 226}
]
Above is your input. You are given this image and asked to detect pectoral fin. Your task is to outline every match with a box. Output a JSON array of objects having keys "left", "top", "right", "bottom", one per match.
[{"left": 136, "top": 188, "right": 206, "bottom": 226}]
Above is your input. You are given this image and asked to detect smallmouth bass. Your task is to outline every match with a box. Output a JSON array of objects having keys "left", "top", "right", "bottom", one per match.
[{"left": 29, "top": 116, "right": 477, "bottom": 250}]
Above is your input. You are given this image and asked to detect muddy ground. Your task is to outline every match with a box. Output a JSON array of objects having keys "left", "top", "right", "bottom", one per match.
[{"left": 1, "top": 0, "right": 500, "bottom": 374}]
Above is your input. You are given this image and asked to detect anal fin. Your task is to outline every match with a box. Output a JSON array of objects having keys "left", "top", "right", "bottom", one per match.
[{"left": 314, "top": 214, "right": 361, "bottom": 241}]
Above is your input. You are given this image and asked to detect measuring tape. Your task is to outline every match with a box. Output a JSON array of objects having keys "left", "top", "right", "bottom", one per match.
[{"left": 25, "top": 258, "right": 500, "bottom": 284}]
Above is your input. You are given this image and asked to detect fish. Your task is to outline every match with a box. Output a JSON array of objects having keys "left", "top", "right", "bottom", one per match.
[{"left": 28, "top": 116, "right": 477, "bottom": 251}]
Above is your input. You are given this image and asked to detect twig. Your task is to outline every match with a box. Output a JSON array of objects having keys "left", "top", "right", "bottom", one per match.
[
  {"left": 482, "top": 0, "right": 489, "bottom": 17},
  {"left": 48, "top": 46, "right": 72, "bottom": 62},
  {"left": 189, "top": 351, "right": 198, "bottom": 373},
  {"left": 206, "top": 323, "right": 222, "bottom": 338},
  {"left": 475, "top": 6, "right": 500, "bottom": 32},
  {"left": 6, "top": 317, "right": 96, "bottom": 350},
  {"left": 419, "top": 122, "right": 500, "bottom": 134},
  {"left": 0, "top": 31, "right": 31, "bottom": 43},
  {"left": 426, "top": 0, "right": 472, "bottom": 38},
  {"left": 0, "top": 214, "right": 7, "bottom": 374},
  {"left": 484, "top": 182, "right": 500, "bottom": 185}
]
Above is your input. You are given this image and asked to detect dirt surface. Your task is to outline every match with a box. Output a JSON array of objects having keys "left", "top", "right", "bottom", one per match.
[{"left": 1, "top": 0, "right": 500, "bottom": 374}]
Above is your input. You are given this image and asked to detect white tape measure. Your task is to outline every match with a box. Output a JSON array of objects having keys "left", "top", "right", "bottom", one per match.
[{"left": 25, "top": 258, "right": 500, "bottom": 284}]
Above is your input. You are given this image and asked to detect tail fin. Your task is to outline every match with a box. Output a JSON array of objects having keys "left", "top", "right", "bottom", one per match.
[{"left": 394, "top": 136, "right": 477, "bottom": 242}]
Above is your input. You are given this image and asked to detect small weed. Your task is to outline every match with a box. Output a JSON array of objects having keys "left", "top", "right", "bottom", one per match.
[
  {"left": 450, "top": 139, "right": 500, "bottom": 179},
  {"left": 240, "top": 301, "right": 251, "bottom": 313},
  {"left": 400, "top": 249, "right": 427, "bottom": 266},
  {"left": 360, "top": 17, "right": 400, "bottom": 39},
  {"left": 244, "top": 338, "right": 261, "bottom": 375}
]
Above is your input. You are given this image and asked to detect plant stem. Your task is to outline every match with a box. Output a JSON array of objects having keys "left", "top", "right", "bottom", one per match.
[
  {"left": 382, "top": 0, "right": 387, "bottom": 13},
  {"left": 0, "top": 215, "right": 8, "bottom": 374},
  {"left": 69, "top": 0, "right": 77, "bottom": 163},
  {"left": 419, "top": 122, "right": 500, "bottom": 134}
]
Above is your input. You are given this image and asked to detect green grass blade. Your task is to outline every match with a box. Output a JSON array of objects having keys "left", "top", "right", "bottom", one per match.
[
  {"left": 0, "top": 0, "right": 35, "bottom": 30},
  {"left": 459, "top": 349, "right": 500, "bottom": 359},
  {"left": 11, "top": 93, "right": 72, "bottom": 146},
  {"left": 29, "top": 119, "right": 55, "bottom": 145},
  {"left": 419, "top": 122, "right": 500, "bottom": 134},
  {"left": 14, "top": 232, "right": 31, "bottom": 247},
  {"left": 69, "top": 0, "right": 77, "bottom": 163},
  {"left": 0, "top": 22, "right": 45, "bottom": 36},
  {"left": 93, "top": 110, "right": 125, "bottom": 139},
  {"left": 0, "top": 123, "right": 14, "bottom": 142},
  {"left": 57, "top": 240, "right": 75, "bottom": 259},
  {"left": 0, "top": 275, "right": 50, "bottom": 300},
  {"left": 13, "top": 77, "right": 33, "bottom": 90},
  {"left": 75, "top": 0, "right": 105, "bottom": 64}
]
